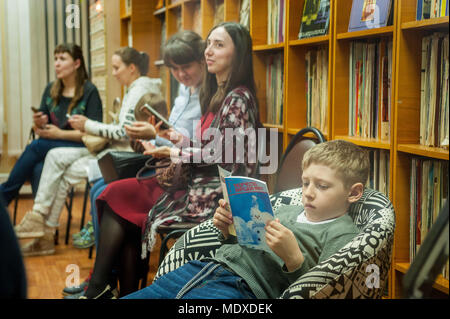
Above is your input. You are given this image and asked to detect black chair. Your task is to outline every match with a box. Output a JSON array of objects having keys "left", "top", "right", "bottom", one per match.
[
  {"left": 274, "top": 127, "right": 326, "bottom": 193},
  {"left": 139, "top": 222, "right": 199, "bottom": 288}
]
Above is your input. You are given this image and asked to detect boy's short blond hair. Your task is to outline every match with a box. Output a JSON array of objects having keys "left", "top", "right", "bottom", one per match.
[{"left": 302, "top": 140, "right": 369, "bottom": 188}]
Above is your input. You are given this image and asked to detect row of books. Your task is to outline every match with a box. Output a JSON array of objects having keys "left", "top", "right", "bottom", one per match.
[
  {"left": 417, "top": 0, "right": 449, "bottom": 20},
  {"left": 420, "top": 32, "right": 449, "bottom": 149},
  {"left": 266, "top": 53, "right": 283, "bottom": 125},
  {"left": 409, "top": 157, "right": 448, "bottom": 279},
  {"left": 267, "top": 0, "right": 285, "bottom": 44},
  {"left": 366, "top": 149, "right": 390, "bottom": 197},
  {"left": 348, "top": 39, "right": 392, "bottom": 140},
  {"left": 305, "top": 46, "right": 328, "bottom": 134}
]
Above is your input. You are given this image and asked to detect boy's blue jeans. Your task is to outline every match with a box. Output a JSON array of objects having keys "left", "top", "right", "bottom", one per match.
[
  {"left": 0, "top": 138, "right": 83, "bottom": 204},
  {"left": 122, "top": 260, "right": 256, "bottom": 299}
]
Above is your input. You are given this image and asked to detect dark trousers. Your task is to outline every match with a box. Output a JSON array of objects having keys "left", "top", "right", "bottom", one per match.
[{"left": 0, "top": 138, "right": 83, "bottom": 204}]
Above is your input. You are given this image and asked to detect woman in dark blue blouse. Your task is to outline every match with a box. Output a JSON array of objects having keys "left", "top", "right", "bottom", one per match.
[{"left": 0, "top": 43, "right": 102, "bottom": 204}]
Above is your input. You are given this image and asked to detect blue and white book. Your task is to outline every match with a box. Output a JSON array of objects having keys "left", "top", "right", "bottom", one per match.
[
  {"left": 348, "top": 0, "right": 393, "bottom": 32},
  {"left": 218, "top": 167, "right": 274, "bottom": 250}
]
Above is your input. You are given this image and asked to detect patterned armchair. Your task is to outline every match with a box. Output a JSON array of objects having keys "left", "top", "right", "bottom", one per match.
[{"left": 155, "top": 188, "right": 395, "bottom": 299}]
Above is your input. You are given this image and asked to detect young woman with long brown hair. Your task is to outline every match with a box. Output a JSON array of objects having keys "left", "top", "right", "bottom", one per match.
[{"left": 83, "top": 22, "right": 261, "bottom": 299}]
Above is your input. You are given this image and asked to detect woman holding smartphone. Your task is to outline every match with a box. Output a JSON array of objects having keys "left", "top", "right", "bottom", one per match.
[
  {"left": 13, "top": 47, "right": 161, "bottom": 257},
  {"left": 83, "top": 22, "right": 261, "bottom": 299},
  {"left": 73, "top": 31, "right": 205, "bottom": 253},
  {"left": 61, "top": 31, "right": 206, "bottom": 298},
  {"left": 0, "top": 43, "right": 102, "bottom": 205}
]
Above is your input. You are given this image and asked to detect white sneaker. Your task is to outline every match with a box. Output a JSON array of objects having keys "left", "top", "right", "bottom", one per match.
[
  {"left": 14, "top": 211, "right": 45, "bottom": 239},
  {"left": 21, "top": 230, "right": 55, "bottom": 257}
]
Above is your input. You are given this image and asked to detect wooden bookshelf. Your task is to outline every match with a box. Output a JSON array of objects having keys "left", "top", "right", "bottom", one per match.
[
  {"left": 391, "top": 0, "right": 449, "bottom": 299},
  {"left": 395, "top": 262, "right": 449, "bottom": 295},
  {"left": 285, "top": 0, "right": 333, "bottom": 149},
  {"left": 119, "top": 0, "right": 162, "bottom": 78},
  {"left": 115, "top": 0, "right": 449, "bottom": 298}
]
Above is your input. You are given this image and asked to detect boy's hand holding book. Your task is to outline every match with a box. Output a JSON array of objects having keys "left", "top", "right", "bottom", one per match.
[
  {"left": 213, "top": 199, "right": 234, "bottom": 239},
  {"left": 265, "top": 218, "right": 305, "bottom": 272}
]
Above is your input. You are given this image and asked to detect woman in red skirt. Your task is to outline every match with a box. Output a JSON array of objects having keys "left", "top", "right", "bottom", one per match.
[{"left": 84, "top": 22, "right": 261, "bottom": 299}]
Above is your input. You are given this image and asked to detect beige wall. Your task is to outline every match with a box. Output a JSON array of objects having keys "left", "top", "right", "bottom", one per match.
[{"left": 0, "top": 0, "right": 104, "bottom": 175}]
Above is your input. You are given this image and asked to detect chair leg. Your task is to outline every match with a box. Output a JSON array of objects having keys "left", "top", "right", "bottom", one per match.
[
  {"left": 88, "top": 245, "right": 94, "bottom": 259},
  {"left": 140, "top": 255, "right": 150, "bottom": 289},
  {"left": 65, "top": 187, "right": 75, "bottom": 245},
  {"left": 80, "top": 181, "right": 90, "bottom": 230},
  {"left": 13, "top": 195, "right": 19, "bottom": 225},
  {"left": 158, "top": 229, "right": 188, "bottom": 266}
]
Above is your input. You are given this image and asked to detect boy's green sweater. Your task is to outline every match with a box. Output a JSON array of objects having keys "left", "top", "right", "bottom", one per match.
[{"left": 211, "top": 205, "right": 360, "bottom": 299}]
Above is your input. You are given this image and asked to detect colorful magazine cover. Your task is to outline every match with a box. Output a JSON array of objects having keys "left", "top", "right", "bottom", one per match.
[
  {"left": 223, "top": 175, "right": 274, "bottom": 250},
  {"left": 298, "top": 0, "right": 331, "bottom": 39},
  {"left": 348, "top": 0, "right": 392, "bottom": 32}
]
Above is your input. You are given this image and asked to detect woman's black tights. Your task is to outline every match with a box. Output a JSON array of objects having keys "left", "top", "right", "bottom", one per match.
[{"left": 85, "top": 205, "right": 146, "bottom": 298}]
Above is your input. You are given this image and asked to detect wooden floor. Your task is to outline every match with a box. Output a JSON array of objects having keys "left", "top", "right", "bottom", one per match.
[{"left": 8, "top": 193, "right": 161, "bottom": 299}]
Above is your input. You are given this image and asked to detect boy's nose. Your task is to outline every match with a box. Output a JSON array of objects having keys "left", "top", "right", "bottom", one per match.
[{"left": 303, "top": 187, "right": 314, "bottom": 199}]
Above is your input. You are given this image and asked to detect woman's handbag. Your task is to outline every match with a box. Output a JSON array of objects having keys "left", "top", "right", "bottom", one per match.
[
  {"left": 136, "top": 157, "right": 191, "bottom": 191},
  {"left": 81, "top": 134, "right": 110, "bottom": 154},
  {"left": 98, "top": 151, "right": 153, "bottom": 183},
  {"left": 136, "top": 156, "right": 219, "bottom": 191}
]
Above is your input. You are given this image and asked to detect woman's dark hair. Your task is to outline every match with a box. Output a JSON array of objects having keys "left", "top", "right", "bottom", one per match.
[
  {"left": 50, "top": 43, "right": 89, "bottom": 114},
  {"left": 199, "top": 22, "right": 258, "bottom": 115},
  {"left": 163, "top": 30, "right": 205, "bottom": 67},
  {"left": 114, "top": 47, "right": 150, "bottom": 76}
]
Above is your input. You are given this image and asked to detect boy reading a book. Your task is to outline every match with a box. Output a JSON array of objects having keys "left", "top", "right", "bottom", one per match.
[{"left": 124, "top": 140, "right": 368, "bottom": 299}]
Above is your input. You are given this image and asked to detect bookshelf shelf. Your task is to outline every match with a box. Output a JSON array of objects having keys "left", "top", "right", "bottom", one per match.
[
  {"left": 391, "top": 0, "right": 449, "bottom": 298},
  {"left": 120, "top": 13, "right": 131, "bottom": 19},
  {"left": 288, "top": 35, "right": 330, "bottom": 47},
  {"left": 397, "top": 144, "right": 449, "bottom": 160},
  {"left": 153, "top": 6, "right": 166, "bottom": 16},
  {"left": 395, "top": 263, "right": 449, "bottom": 294},
  {"left": 263, "top": 123, "right": 283, "bottom": 130},
  {"left": 401, "top": 16, "right": 449, "bottom": 30},
  {"left": 253, "top": 43, "right": 285, "bottom": 52},
  {"left": 334, "top": 135, "right": 391, "bottom": 150},
  {"left": 286, "top": 128, "right": 301, "bottom": 135},
  {"left": 336, "top": 26, "right": 395, "bottom": 40}
]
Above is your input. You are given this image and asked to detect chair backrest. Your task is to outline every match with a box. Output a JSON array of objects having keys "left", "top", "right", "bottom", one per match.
[{"left": 274, "top": 127, "right": 325, "bottom": 193}]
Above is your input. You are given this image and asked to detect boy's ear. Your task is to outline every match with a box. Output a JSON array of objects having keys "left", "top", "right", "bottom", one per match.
[{"left": 348, "top": 182, "right": 364, "bottom": 204}]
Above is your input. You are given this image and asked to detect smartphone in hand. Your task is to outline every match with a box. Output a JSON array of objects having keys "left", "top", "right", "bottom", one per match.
[{"left": 140, "top": 103, "right": 172, "bottom": 130}]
